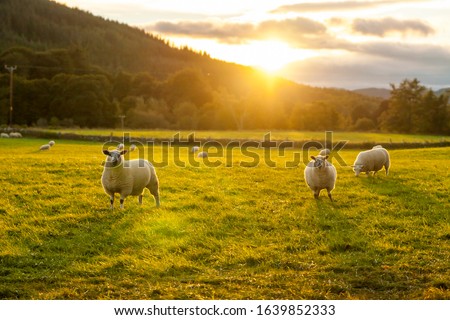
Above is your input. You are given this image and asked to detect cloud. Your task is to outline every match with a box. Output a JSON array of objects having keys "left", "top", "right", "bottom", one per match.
[
  {"left": 272, "top": 0, "right": 425, "bottom": 13},
  {"left": 151, "top": 20, "right": 256, "bottom": 43},
  {"left": 280, "top": 43, "right": 450, "bottom": 89},
  {"left": 148, "top": 17, "right": 329, "bottom": 45},
  {"left": 352, "top": 18, "right": 435, "bottom": 37}
]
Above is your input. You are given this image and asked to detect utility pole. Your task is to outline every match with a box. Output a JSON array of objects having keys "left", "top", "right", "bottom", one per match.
[
  {"left": 118, "top": 115, "right": 126, "bottom": 131},
  {"left": 5, "top": 65, "right": 17, "bottom": 128}
]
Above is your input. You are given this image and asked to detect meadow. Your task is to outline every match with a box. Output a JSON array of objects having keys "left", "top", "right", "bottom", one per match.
[
  {"left": 32, "top": 128, "right": 450, "bottom": 144},
  {"left": 0, "top": 136, "right": 449, "bottom": 299}
]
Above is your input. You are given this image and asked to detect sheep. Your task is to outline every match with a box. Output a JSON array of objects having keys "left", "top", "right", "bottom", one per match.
[
  {"left": 304, "top": 155, "right": 337, "bottom": 201},
  {"left": 101, "top": 149, "right": 160, "bottom": 209},
  {"left": 1, "top": 133, "right": 9, "bottom": 138},
  {"left": 130, "top": 144, "right": 136, "bottom": 152},
  {"left": 197, "top": 151, "right": 208, "bottom": 158},
  {"left": 319, "top": 148, "right": 330, "bottom": 156},
  {"left": 9, "top": 132, "right": 22, "bottom": 138},
  {"left": 352, "top": 146, "right": 390, "bottom": 177},
  {"left": 48, "top": 141, "right": 55, "bottom": 147},
  {"left": 117, "top": 143, "right": 124, "bottom": 151},
  {"left": 40, "top": 144, "right": 51, "bottom": 151},
  {"left": 191, "top": 146, "right": 200, "bottom": 153}
]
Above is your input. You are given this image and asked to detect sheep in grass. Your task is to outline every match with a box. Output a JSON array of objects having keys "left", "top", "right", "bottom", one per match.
[
  {"left": 319, "top": 148, "right": 330, "bottom": 156},
  {"left": 1, "top": 133, "right": 9, "bottom": 138},
  {"left": 304, "top": 155, "right": 337, "bottom": 201},
  {"left": 191, "top": 146, "right": 200, "bottom": 153},
  {"left": 352, "top": 146, "right": 390, "bottom": 177},
  {"left": 101, "top": 149, "right": 160, "bottom": 209},
  {"left": 48, "top": 141, "right": 55, "bottom": 147},
  {"left": 40, "top": 144, "right": 51, "bottom": 151},
  {"left": 9, "top": 132, "right": 22, "bottom": 138},
  {"left": 197, "top": 151, "right": 208, "bottom": 158}
]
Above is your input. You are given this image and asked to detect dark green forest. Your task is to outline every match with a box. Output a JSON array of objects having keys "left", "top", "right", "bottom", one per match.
[{"left": 0, "top": 0, "right": 449, "bottom": 134}]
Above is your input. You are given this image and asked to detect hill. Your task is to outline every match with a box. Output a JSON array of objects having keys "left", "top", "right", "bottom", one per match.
[
  {"left": 0, "top": 0, "right": 384, "bottom": 130},
  {"left": 352, "top": 88, "right": 390, "bottom": 99}
]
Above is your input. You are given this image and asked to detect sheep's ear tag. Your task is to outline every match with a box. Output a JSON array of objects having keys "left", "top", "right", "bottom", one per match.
[{"left": 103, "top": 150, "right": 110, "bottom": 156}]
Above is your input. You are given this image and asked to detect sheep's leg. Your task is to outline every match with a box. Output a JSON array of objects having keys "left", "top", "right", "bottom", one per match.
[
  {"left": 327, "top": 189, "right": 333, "bottom": 202},
  {"left": 138, "top": 194, "right": 143, "bottom": 205},
  {"left": 313, "top": 189, "right": 320, "bottom": 199},
  {"left": 110, "top": 195, "right": 114, "bottom": 210},
  {"left": 120, "top": 198, "right": 125, "bottom": 209}
]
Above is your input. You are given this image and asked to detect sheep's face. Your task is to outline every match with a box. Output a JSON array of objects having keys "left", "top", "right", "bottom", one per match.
[
  {"left": 311, "top": 155, "right": 328, "bottom": 169},
  {"left": 103, "top": 149, "right": 127, "bottom": 167},
  {"left": 352, "top": 164, "right": 364, "bottom": 176}
]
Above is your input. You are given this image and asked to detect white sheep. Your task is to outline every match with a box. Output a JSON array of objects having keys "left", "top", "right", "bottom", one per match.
[
  {"left": 117, "top": 143, "right": 124, "bottom": 151},
  {"left": 197, "top": 151, "right": 208, "bottom": 158},
  {"left": 191, "top": 146, "right": 200, "bottom": 153},
  {"left": 352, "top": 146, "right": 390, "bottom": 176},
  {"left": 101, "top": 149, "right": 160, "bottom": 209},
  {"left": 304, "top": 155, "right": 337, "bottom": 201},
  {"left": 9, "top": 132, "right": 22, "bottom": 138},
  {"left": 319, "top": 148, "right": 330, "bottom": 156},
  {"left": 40, "top": 144, "right": 51, "bottom": 151},
  {"left": 1, "top": 133, "right": 9, "bottom": 138},
  {"left": 130, "top": 144, "right": 136, "bottom": 152},
  {"left": 48, "top": 141, "right": 55, "bottom": 147}
]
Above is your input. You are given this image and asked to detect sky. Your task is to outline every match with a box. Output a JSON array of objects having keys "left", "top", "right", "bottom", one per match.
[{"left": 54, "top": 0, "right": 450, "bottom": 89}]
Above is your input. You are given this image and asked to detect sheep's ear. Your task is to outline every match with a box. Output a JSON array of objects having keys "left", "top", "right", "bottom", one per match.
[
  {"left": 103, "top": 150, "right": 110, "bottom": 156},
  {"left": 120, "top": 150, "right": 128, "bottom": 155},
  {"left": 311, "top": 156, "right": 316, "bottom": 160},
  {"left": 325, "top": 155, "right": 329, "bottom": 159}
]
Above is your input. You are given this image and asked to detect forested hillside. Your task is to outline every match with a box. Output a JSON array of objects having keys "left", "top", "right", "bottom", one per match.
[{"left": 0, "top": 0, "right": 448, "bottom": 133}]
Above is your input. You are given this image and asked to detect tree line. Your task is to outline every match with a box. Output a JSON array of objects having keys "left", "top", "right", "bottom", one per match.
[{"left": 0, "top": 47, "right": 449, "bottom": 134}]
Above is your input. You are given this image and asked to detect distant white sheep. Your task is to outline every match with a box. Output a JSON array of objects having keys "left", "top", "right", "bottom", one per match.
[
  {"left": 117, "top": 143, "right": 124, "bottom": 151},
  {"left": 101, "top": 149, "right": 160, "bottom": 209},
  {"left": 319, "top": 148, "right": 330, "bottom": 156},
  {"left": 9, "top": 132, "right": 22, "bottom": 138},
  {"left": 130, "top": 144, "right": 136, "bottom": 152},
  {"left": 1, "top": 133, "right": 9, "bottom": 138},
  {"left": 40, "top": 144, "right": 51, "bottom": 151},
  {"left": 352, "top": 146, "right": 390, "bottom": 176},
  {"left": 191, "top": 146, "right": 200, "bottom": 153},
  {"left": 48, "top": 141, "right": 55, "bottom": 147},
  {"left": 197, "top": 151, "right": 208, "bottom": 158},
  {"left": 304, "top": 155, "right": 337, "bottom": 201}
]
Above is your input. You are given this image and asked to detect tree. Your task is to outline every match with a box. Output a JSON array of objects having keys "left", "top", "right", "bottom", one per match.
[{"left": 380, "top": 78, "right": 426, "bottom": 133}]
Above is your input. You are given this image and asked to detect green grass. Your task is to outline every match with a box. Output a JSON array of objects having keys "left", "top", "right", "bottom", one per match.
[
  {"left": 33, "top": 128, "right": 449, "bottom": 144},
  {"left": 0, "top": 137, "right": 449, "bottom": 299}
]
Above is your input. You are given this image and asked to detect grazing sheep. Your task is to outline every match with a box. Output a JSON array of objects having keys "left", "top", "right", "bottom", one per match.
[
  {"left": 191, "top": 146, "right": 200, "bottom": 153},
  {"left": 48, "top": 140, "right": 55, "bottom": 147},
  {"left": 40, "top": 144, "right": 51, "bottom": 151},
  {"left": 197, "top": 151, "right": 208, "bottom": 158},
  {"left": 352, "top": 146, "right": 390, "bottom": 177},
  {"left": 9, "top": 132, "right": 22, "bottom": 138},
  {"left": 319, "top": 148, "right": 330, "bottom": 156},
  {"left": 304, "top": 155, "right": 337, "bottom": 201},
  {"left": 101, "top": 149, "right": 160, "bottom": 209},
  {"left": 1, "top": 133, "right": 9, "bottom": 138}
]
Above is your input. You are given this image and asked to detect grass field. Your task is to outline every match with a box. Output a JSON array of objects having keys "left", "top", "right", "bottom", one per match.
[
  {"left": 32, "top": 128, "right": 450, "bottom": 144},
  {"left": 0, "top": 136, "right": 449, "bottom": 299}
]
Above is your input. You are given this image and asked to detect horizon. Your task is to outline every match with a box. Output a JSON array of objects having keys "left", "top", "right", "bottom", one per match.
[{"left": 54, "top": 0, "right": 450, "bottom": 90}]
